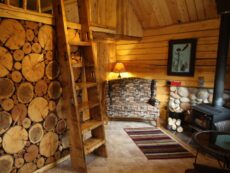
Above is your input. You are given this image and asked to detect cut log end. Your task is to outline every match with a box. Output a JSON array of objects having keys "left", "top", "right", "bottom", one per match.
[
  {"left": 29, "top": 123, "right": 44, "bottom": 144},
  {"left": 2, "top": 126, "right": 28, "bottom": 154},
  {"left": 0, "top": 47, "right": 13, "bottom": 78},
  {"left": 48, "top": 81, "right": 62, "bottom": 100},
  {"left": 39, "top": 132, "right": 58, "bottom": 157},
  {"left": 11, "top": 104, "right": 27, "bottom": 125},
  {"left": 0, "top": 155, "right": 14, "bottom": 173},
  {"left": 0, "top": 19, "right": 25, "bottom": 50},
  {"left": 28, "top": 97, "right": 48, "bottom": 122},
  {"left": 17, "top": 82, "right": 34, "bottom": 104}
]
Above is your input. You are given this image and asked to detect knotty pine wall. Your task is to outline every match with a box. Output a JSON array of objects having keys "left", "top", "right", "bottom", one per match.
[{"left": 116, "top": 19, "right": 227, "bottom": 123}]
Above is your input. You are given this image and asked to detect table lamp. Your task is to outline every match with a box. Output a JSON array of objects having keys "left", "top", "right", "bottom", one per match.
[{"left": 113, "top": 62, "right": 126, "bottom": 78}]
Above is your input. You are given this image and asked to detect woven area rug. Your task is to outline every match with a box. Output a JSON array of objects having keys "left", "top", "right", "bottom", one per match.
[{"left": 124, "top": 127, "right": 194, "bottom": 160}]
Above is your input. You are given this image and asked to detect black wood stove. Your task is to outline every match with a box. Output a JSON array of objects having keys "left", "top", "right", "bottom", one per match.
[{"left": 190, "top": 10, "right": 230, "bottom": 131}]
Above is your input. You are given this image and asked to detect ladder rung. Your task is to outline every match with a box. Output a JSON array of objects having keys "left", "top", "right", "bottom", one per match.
[
  {"left": 81, "top": 120, "right": 103, "bottom": 134},
  {"left": 72, "top": 63, "right": 83, "bottom": 68},
  {"left": 69, "top": 41, "right": 92, "bottom": 46},
  {"left": 79, "top": 100, "right": 99, "bottom": 111},
  {"left": 84, "top": 138, "right": 105, "bottom": 155},
  {"left": 75, "top": 82, "right": 97, "bottom": 90}
]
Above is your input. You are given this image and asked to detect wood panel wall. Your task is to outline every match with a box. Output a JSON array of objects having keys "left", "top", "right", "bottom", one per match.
[
  {"left": 64, "top": 0, "right": 79, "bottom": 23},
  {"left": 116, "top": 19, "right": 222, "bottom": 123},
  {"left": 130, "top": 0, "right": 218, "bottom": 29},
  {"left": 116, "top": 0, "right": 143, "bottom": 37},
  {"left": 89, "top": 0, "right": 117, "bottom": 29},
  {"left": 94, "top": 42, "right": 116, "bottom": 83}
]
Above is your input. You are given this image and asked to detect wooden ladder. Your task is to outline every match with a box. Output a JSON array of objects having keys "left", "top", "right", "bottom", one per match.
[{"left": 53, "top": 1, "right": 107, "bottom": 173}]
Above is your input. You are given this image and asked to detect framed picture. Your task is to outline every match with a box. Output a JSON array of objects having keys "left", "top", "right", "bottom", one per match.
[{"left": 167, "top": 38, "right": 197, "bottom": 76}]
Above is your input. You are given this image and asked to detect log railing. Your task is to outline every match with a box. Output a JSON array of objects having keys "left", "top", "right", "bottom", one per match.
[
  {"left": 1, "top": 0, "right": 49, "bottom": 14},
  {"left": 0, "top": 0, "right": 82, "bottom": 30}
]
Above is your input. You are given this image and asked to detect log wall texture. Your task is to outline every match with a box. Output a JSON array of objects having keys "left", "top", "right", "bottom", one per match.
[
  {"left": 116, "top": 19, "right": 230, "bottom": 123},
  {"left": 0, "top": 18, "right": 69, "bottom": 173}
]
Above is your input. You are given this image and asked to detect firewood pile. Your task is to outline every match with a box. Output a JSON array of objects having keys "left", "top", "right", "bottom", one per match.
[
  {"left": 167, "top": 117, "right": 183, "bottom": 133},
  {"left": 0, "top": 18, "right": 69, "bottom": 173}
]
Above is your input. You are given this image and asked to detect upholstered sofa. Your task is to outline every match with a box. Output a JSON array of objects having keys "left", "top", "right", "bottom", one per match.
[{"left": 105, "top": 77, "right": 160, "bottom": 126}]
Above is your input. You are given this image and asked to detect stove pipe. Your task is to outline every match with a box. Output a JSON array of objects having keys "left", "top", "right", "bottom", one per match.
[{"left": 212, "top": 13, "right": 230, "bottom": 107}]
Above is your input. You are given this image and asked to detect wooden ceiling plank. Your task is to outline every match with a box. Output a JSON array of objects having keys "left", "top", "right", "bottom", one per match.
[
  {"left": 175, "top": 0, "right": 190, "bottom": 23},
  {"left": 185, "top": 0, "right": 198, "bottom": 21},
  {"left": 132, "top": 0, "right": 159, "bottom": 29},
  {"left": 157, "top": 0, "right": 174, "bottom": 25},
  {"left": 194, "top": 0, "right": 206, "bottom": 20},
  {"left": 144, "top": 19, "right": 219, "bottom": 37},
  {"left": 202, "top": 0, "right": 218, "bottom": 19},
  {"left": 148, "top": 0, "right": 165, "bottom": 26},
  {"left": 165, "top": 0, "right": 181, "bottom": 24}
]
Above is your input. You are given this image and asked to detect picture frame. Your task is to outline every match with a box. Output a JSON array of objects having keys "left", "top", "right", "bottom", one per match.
[{"left": 167, "top": 38, "right": 197, "bottom": 76}]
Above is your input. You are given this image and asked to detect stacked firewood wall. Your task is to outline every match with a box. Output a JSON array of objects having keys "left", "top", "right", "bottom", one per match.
[{"left": 0, "top": 18, "right": 69, "bottom": 173}]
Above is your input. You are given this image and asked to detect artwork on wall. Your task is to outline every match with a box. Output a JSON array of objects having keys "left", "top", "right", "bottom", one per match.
[{"left": 167, "top": 38, "right": 197, "bottom": 76}]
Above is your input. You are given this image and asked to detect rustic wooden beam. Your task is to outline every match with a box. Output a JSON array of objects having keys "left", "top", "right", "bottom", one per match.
[
  {"left": 52, "top": 0, "right": 87, "bottom": 172},
  {"left": 22, "top": 0, "right": 27, "bottom": 10},
  {"left": 36, "top": 0, "right": 41, "bottom": 13},
  {"left": 67, "top": 21, "right": 82, "bottom": 30},
  {"left": 0, "top": 3, "right": 54, "bottom": 25},
  {"left": 90, "top": 26, "right": 116, "bottom": 34}
]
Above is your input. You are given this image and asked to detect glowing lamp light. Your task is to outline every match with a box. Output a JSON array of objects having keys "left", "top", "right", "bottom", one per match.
[{"left": 113, "top": 62, "right": 126, "bottom": 78}]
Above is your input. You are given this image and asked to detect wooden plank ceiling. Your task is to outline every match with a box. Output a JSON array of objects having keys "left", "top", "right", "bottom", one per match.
[{"left": 130, "top": 0, "right": 218, "bottom": 29}]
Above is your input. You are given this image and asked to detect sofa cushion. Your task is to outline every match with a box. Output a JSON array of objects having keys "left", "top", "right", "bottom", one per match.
[
  {"left": 107, "top": 102, "right": 159, "bottom": 119},
  {"left": 106, "top": 77, "right": 159, "bottom": 121},
  {"left": 108, "top": 78, "right": 153, "bottom": 104}
]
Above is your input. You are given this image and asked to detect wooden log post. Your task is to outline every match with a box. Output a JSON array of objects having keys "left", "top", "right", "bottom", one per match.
[
  {"left": 23, "top": 0, "right": 27, "bottom": 9},
  {"left": 53, "top": 0, "right": 87, "bottom": 172},
  {"left": 36, "top": 0, "right": 41, "bottom": 13}
]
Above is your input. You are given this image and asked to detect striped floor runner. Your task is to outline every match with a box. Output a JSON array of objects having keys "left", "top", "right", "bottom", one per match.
[{"left": 124, "top": 127, "right": 194, "bottom": 160}]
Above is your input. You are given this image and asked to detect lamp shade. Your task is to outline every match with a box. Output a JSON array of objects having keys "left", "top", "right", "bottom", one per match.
[{"left": 113, "top": 62, "right": 126, "bottom": 73}]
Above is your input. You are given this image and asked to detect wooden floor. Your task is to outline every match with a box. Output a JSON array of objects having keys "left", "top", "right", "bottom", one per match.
[{"left": 46, "top": 121, "right": 218, "bottom": 173}]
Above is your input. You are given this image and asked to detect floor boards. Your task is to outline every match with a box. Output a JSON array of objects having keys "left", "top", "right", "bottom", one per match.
[{"left": 46, "top": 121, "right": 218, "bottom": 173}]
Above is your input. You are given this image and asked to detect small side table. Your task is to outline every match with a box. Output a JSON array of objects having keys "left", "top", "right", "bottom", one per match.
[{"left": 192, "top": 131, "right": 230, "bottom": 169}]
